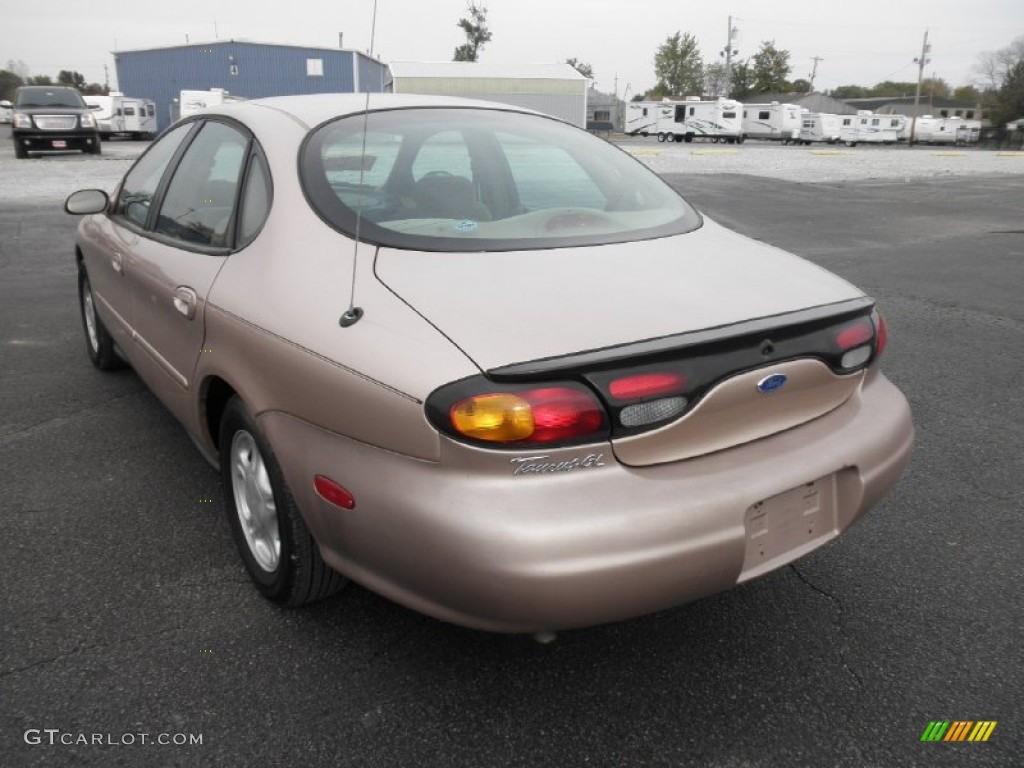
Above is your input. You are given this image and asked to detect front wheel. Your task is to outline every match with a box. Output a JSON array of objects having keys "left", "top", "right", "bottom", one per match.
[
  {"left": 219, "top": 397, "right": 347, "bottom": 606},
  {"left": 78, "top": 266, "right": 121, "bottom": 370}
]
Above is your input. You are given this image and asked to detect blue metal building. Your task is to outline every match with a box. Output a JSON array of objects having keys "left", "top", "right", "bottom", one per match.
[{"left": 114, "top": 40, "right": 387, "bottom": 131}]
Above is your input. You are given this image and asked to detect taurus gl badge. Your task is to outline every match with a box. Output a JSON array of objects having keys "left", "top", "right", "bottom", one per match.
[{"left": 757, "top": 373, "right": 788, "bottom": 394}]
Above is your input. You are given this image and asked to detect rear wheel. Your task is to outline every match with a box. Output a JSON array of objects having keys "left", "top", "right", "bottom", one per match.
[
  {"left": 219, "top": 396, "right": 347, "bottom": 606},
  {"left": 78, "top": 266, "right": 121, "bottom": 370}
]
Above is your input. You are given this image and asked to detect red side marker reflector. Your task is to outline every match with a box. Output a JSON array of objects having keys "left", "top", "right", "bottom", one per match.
[
  {"left": 314, "top": 475, "right": 356, "bottom": 510},
  {"left": 874, "top": 313, "right": 888, "bottom": 358}
]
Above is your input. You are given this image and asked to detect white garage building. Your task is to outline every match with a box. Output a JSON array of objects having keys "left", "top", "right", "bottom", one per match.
[{"left": 386, "top": 61, "right": 588, "bottom": 127}]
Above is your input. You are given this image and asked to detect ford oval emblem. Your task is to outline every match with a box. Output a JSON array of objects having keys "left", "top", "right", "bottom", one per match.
[{"left": 757, "top": 373, "right": 788, "bottom": 394}]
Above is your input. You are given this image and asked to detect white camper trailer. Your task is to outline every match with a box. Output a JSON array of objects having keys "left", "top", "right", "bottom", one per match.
[
  {"left": 625, "top": 101, "right": 664, "bottom": 137},
  {"left": 742, "top": 102, "right": 802, "bottom": 143},
  {"left": 909, "top": 115, "right": 962, "bottom": 145},
  {"left": 84, "top": 93, "right": 157, "bottom": 139},
  {"left": 798, "top": 112, "right": 843, "bottom": 144},
  {"left": 839, "top": 111, "right": 903, "bottom": 145},
  {"left": 655, "top": 97, "right": 743, "bottom": 143},
  {"left": 955, "top": 119, "right": 982, "bottom": 145},
  {"left": 0, "top": 100, "right": 12, "bottom": 124},
  {"left": 178, "top": 88, "right": 245, "bottom": 121}
]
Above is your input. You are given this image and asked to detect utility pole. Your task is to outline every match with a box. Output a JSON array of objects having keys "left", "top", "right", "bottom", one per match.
[
  {"left": 910, "top": 30, "right": 931, "bottom": 145},
  {"left": 720, "top": 16, "right": 739, "bottom": 97},
  {"left": 809, "top": 56, "right": 824, "bottom": 91}
]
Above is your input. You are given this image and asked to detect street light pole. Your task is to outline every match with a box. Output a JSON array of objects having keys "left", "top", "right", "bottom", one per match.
[
  {"left": 910, "top": 30, "right": 931, "bottom": 146},
  {"left": 721, "top": 16, "right": 739, "bottom": 98}
]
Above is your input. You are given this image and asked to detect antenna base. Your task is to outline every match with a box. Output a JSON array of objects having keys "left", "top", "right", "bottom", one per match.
[{"left": 339, "top": 307, "right": 364, "bottom": 328}]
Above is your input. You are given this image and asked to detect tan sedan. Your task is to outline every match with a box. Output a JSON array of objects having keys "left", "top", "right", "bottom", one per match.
[{"left": 65, "top": 94, "right": 914, "bottom": 633}]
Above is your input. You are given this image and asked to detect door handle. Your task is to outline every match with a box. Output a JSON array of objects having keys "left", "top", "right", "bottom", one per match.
[
  {"left": 111, "top": 251, "right": 123, "bottom": 274},
  {"left": 173, "top": 287, "right": 198, "bottom": 320}
]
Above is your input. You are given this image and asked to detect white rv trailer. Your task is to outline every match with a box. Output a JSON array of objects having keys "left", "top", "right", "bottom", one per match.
[
  {"left": 625, "top": 101, "right": 665, "bottom": 136},
  {"left": 798, "top": 112, "right": 843, "bottom": 144},
  {"left": 178, "top": 88, "right": 245, "bottom": 121},
  {"left": 955, "top": 119, "right": 982, "bottom": 145},
  {"left": 84, "top": 93, "right": 157, "bottom": 139},
  {"left": 742, "top": 102, "right": 801, "bottom": 143},
  {"left": 655, "top": 97, "right": 743, "bottom": 143},
  {"left": 907, "top": 115, "right": 964, "bottom": 145},
  {"left": 0, "top": 99, "right": 12, "bottom": 124},
  {"left": 839, "top": 111, "right": 903, "bottom": 145}
]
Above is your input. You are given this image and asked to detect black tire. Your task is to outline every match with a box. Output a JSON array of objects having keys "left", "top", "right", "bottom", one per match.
[
  {"left": 87, "top": 139, "right": 101, "bottom": 155},
  {"left": 15, "top": 143, "right": 28, "bottom": 159},
  {"left": 219, "top": 396, "right": 347, "bottom": 607},
  {"left": 78, "top": 266, "right": 121, "bottom": 370}
]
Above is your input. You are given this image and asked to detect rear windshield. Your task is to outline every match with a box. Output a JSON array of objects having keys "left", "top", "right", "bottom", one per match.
[
  {"left": 15, "top": 87, "right": 87, "bottom": 108},
  {"left": 301, "top": 107, "right": 699, "bottom": 252}
]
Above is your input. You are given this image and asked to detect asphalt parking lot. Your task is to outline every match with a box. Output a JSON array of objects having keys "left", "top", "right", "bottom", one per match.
[{"left": 1, "top": 139, "right": 1022, "bottom": 767}]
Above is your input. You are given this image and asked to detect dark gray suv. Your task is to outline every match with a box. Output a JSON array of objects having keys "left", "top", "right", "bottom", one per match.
[{"left": 11, "top": 85, "right": 101, "bottom": 158}]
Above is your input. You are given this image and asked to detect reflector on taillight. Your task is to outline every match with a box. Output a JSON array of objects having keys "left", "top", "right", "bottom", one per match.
[
  {"left": 446, "top": 386, "right": 606, "bottom": 445},
  {"left": 835, "top": 318, "right": 874, "bottom": 350}
]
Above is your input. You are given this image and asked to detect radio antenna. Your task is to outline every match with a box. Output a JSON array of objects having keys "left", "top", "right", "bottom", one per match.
[{"left": 340, "top": 0, "right": 379, "bottom": 328}]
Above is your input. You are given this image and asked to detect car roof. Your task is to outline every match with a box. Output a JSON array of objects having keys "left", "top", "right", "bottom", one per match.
[{"left": 207, "top": 93, "right": 541, "bottom": 130}]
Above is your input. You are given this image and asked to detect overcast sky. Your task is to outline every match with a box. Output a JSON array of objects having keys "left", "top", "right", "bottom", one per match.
[{"left": 6, "top": 0, "right": 1023, "bottom": 96}]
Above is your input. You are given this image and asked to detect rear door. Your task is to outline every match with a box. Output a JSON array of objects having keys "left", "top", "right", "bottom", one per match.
[{"left": 122, "top": 119, "right": 252, "bottom": 423}]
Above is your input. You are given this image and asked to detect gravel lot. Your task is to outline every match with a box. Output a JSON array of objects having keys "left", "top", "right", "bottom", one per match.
[{"left": 3, "top": 129, "right": 1024, "bottom": 204}]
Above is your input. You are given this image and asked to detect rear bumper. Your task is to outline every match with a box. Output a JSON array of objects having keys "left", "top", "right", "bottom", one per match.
[{"left": 262, "top": 370, "right": 914, "bottom": 633}]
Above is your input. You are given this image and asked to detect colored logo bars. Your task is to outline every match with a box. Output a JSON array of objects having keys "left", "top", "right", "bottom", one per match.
[{"left": 920, "top": 721, "right": 997, "bottom": 742}]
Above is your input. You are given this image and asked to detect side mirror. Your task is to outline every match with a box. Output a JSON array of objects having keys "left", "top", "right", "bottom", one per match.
[{"left": 65, "top": 189, "right": 110, "bottom": 215}]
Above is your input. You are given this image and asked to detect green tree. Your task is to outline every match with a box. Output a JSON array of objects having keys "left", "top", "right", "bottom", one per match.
[
  {"left": 831, "top": 84, "right": 867, "bottom": 99},
  {"left": 867, "top": 80, "right": 917, "bottom": 97},
  {"left": 58, "top": 70, "right": 86, "bottom": 90},
  {"left": 566, "top": 58, "right": 594, "bottom": 80},
  {"left": 990, "top": 59, "right": 1024, "bottom": 127},
  {"left": 920, "top": 77, "right": 951, "bottom": 100},
  {"left": 453, "top": 2, "right": 492, "bottom": 62},
  {"left": 750, "top": 40, "right": 791, "bottom": 95},
  {"left": 729, "top": 60, "right": 754, "bottom": 101},
  {"left": 653, "top": 32, "right": 704, "bottom": 97},
  {"left": 953, "top": 85, "right": 981, "bottom": 102},
  {"left": 0, "top": 69, "right": 24, "bottom": 101},
  {"left": 27, "top": 75, "right": 53, "bottom": 85},
  {"left": 790, "top": 78, "right": 812, "bottom": 93}
]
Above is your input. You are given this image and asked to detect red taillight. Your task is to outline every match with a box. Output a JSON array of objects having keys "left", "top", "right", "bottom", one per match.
[
  {"left": 314, "top": 475, "right": 356, "bottom": 510},
  {"left": 874, "top": 312, "right": 888, "bottom": 358},
  {"left": 449, "top": 386, "right": 605, "bottom": 444},
  {"left": 608, "top": 372, "right": 687, "bottom": 400},
  {"left": 835, "top": 319, "right": 874, "bottom": 350},
  {"left": 525, "top": 387, "right": 604, "bottom": 443}
]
